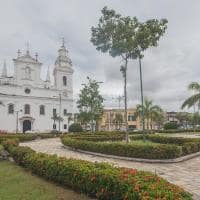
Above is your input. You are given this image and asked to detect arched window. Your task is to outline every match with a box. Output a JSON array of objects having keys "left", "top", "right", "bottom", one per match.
[
  {"left": 63, "top": 76, "right": 67, "bottom": 86},
  {"left": 40, "top": 105, "right": 45, "bottom": 115},
  {"left": 8, "top": 104, "right": 14, "bottom": 114},
  {"left": 24, "top": 104, "right": 30, "bottom": 114}
]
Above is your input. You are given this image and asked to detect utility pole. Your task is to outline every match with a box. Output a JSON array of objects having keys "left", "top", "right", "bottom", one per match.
[
  {"left": 59, "top": 93, "right": 62, "bottom": 133},
  {"left": 16, "top": 110, "right": 22, "bottom": 134}
]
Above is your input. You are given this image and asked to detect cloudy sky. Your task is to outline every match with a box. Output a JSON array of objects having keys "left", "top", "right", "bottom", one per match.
[{"left": 0, "top": 0, "right": 199, "bottom": 111}]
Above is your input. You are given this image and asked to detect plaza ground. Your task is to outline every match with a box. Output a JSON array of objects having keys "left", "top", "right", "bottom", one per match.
[{"left": 21, "top": 138, "right": 200, "bottom": 200}]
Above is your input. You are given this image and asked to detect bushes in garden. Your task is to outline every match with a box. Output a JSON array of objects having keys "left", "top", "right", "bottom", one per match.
[
  {"left": 62, "top": 137, "right": 183, "bottom": 159},
  {"left": 68, "top": 123, "right": 83, "bottom": 132},
  {"left": 62, "top": 134, "right": 200, "bottom": 159},
  {"left": 0, "top": 133, "right": 56, "bottom": 143},
  {"left": 132, "top": 134, "right": 200, "bottom": 145},
  {"left": 4, "top": 141, "right": 192, "bottom": 200},
  {"left": 164, "top": 122, "right": 178, "bottom": 130},
  {"left": 68, "top": 132, "right": 125, "bottom": 142},
  {"left": 158, "top": 129, "right": 200, "bottom": 133}
]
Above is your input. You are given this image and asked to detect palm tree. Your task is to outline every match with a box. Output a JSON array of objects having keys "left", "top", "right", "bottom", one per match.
[
  {"left": 182, "top": 82, "right": 200, "bottom": 110},
  {"left": 182, "top": 82, "right": 200, "bottom": 130},
  {"left": 51, "top": 113, "right": 63, "bottom": 130},
  {"left": 113, "top": 113, "right": 124, "bottom": 130},
  {"left": 135, "top": 98, "right": 163, "bottom": 133}
]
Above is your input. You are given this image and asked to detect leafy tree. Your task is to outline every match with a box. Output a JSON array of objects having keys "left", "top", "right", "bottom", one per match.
[
  {"left": 135, "top": 98, "right": 163, "bottom": 132},
  {"left": 77, "top": 77, "right": 104, "bottom": 132},
  {"left": 176, "top": 112, "right": 191, "bottom": 128},
  {"left": 69, "top": 123, "right": 83, "bottom": 132},
  {"left": 113, "top": 112, "right": 124, "bottom": 130},
  {"left": 91, "top": 7, "right": 168, "bottom": 142},
  {"left": 152, "top": 111, "right": 165, "bottom": 130},
  {"left": 51, "top": 113, "right": 63, "bottom": 131}
]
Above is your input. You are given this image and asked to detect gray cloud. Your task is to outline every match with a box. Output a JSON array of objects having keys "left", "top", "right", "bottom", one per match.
[{"left": 0, "top": 0, "right": 199, "bottom": 111}]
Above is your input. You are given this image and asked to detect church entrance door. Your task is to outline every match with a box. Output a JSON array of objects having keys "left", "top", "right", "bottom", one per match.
[{"left": 23, "top": 120, "right": 31, "bottom": 133}]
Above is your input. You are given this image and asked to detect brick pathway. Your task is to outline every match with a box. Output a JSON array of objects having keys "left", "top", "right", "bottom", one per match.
[{"left": 21, "top": 138, "right": 200, "bottom": 199}]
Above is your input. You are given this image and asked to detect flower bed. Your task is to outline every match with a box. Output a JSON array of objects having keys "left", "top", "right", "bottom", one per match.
[{"left": 2, "top": 139, "right": 192, "bottom": 200}]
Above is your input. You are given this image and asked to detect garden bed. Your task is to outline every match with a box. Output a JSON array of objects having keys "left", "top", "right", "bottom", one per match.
[
  {"left": 61, "top": 133, "right": 200, "bottom": 160},
  {"left": 1, "top": 138, "right": 193, "bottom": 200}
]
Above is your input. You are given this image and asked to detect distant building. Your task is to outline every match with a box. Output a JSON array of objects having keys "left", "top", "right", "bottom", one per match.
[
  {"left": 0, "top": 40, "right": 73, "bottom": 133},
  {"left": 165, "top": 111, "right": 179, "bottom": 124},
  {"left": 99, "top": 108, "right": 141, "bottom": 131}
]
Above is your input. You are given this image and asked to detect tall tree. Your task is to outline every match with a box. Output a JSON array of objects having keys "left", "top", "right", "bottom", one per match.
[
  {"left": 113, "top": 112, "right": 124, "bottom": 130},
  {"left": 77, "top": 77, "right": 104, "bottom": 132},
  {"left": 135, "top": 98, "right": 163, "bottom": 132},
  {"left": 51, "top": 113, "right": 63, "bottom": 130},
  {"left": 91, "top": 7, "right": 167, "bottom": 142},
  {"left": 182, "top": 82, "right": 200, "bottom": 130}
]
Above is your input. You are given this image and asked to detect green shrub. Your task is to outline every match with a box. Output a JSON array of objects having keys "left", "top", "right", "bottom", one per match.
[
  {"left": 62, "top": 134, "right": 200, "bottom": 159},
  {"left": 62, "top": 137, "right": 182, "bottom": 159},
  {"left": 68, "top": 123, "right": 83, "bottom": 132},
  {"left": 0, "top": 133, "right": 56, "bottom": 144},
  {"left": 164, "top": 122, "right": 178, "bottom": 130},
  {"left": 158, "top": 129, "right": 200, "bottom": 133},
  {"left": 6, "top": 143, "right": 192, "bottom": 200},
  {"left": 2, "top": 139, "right": 19, "bottom": 151}
]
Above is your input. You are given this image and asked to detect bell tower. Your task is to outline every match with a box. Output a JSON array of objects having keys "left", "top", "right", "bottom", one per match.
[{"left": 53, "top": 39, "right": 73, "bottom": 98}]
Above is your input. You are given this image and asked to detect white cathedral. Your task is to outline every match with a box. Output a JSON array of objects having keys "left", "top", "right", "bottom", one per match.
[{"left": 0, "top": 41, "right": 73, "bottom": 133}]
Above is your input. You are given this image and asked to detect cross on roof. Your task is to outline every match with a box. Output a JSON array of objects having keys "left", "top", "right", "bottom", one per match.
[
  {"left": 25, "top": 42, "right": 30, "bottom": 54},
  {"left": 62, "top": 37, "right": 65, "bottom": 47}
]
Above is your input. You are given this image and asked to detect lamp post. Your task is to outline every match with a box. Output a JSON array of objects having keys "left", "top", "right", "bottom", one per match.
[
  {"left": 16, "top": 109, "right": 22, "bottom": 134},
  {"left": 59, "top": 93, "right": 61, "bottom": 133},
  {"left": 53, "top": 93, "right": 62, "bottom": 133}
]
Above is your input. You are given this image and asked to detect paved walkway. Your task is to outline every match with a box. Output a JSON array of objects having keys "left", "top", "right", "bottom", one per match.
[{"left": 21, "top": 138, "right": 200, "bottom": 199}]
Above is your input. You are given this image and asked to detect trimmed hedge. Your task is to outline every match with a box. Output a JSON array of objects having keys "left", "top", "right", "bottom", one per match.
[
  {"left": 62, "top": 134, "right": 200, "bottom": 159},
  {"left": 66, "top": 132, "right": 125, "bottom": 142},
  {"left": 62, "top": 137, "right": 183, "bottom": 159},
  {"left": 131, "top": 135, "right": 200, "bottom": 145},
  {"left": 158, "top": 129, "right": 200, "bottom": 134},
  {"left": 3, "top": 140, "right": 192, "bottom": 200},
  {"left": 0, "top": 133, "right": 57, "bottom": 143}
]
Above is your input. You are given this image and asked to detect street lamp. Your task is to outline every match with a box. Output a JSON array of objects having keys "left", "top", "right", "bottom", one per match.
[
  {"left": 53, "top": 93, "right": 62, "bottom": 133},
  {"left": 16, "top": 109, "right": 22, "bottom": 134}
]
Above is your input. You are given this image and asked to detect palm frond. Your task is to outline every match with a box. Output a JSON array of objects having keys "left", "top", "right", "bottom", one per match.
[{"left": 182, "top": 93, "right": 200, "bottom": 109}]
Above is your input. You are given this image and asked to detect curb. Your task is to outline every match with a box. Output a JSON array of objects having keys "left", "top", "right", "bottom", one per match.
[{"left": 63, "top": 145, "right": 200, "bottom": 164}]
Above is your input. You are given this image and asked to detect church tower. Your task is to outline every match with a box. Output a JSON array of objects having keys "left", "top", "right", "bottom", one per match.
[{"left": 53, "top": 39, "right": 73, "bottom": 98}]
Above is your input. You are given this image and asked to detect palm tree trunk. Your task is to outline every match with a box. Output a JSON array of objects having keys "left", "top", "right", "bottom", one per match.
[
  {"left": 124, "top": 58, "right": 129, "bottom": 143},
  {"left": 139, "top": 57, "right": 145, "bottom": 140}
]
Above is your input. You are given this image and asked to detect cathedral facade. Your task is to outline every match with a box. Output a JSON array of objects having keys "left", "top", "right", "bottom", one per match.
[{"left": 0, "top": 41, "right": 73, "bottom": 133}]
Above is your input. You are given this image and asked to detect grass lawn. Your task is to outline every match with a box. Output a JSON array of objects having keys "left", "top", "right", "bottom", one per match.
[
  {"left": 0, "top": 144, "right": 3, "bottom": 151},
  {"left": 0, "top": 161, "right": 92, "bottom": 200}
]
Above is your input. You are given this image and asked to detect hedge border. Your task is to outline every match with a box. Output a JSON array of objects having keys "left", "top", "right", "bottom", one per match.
[
  {"left": 64, "top": 145, "right": 200, "bottom": 164},
  {"left": 1, "top": 139, "right": 193, "bottom": 200},
  {"left": 61, "top": 134, "right": 200, "bottom": 160}
]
